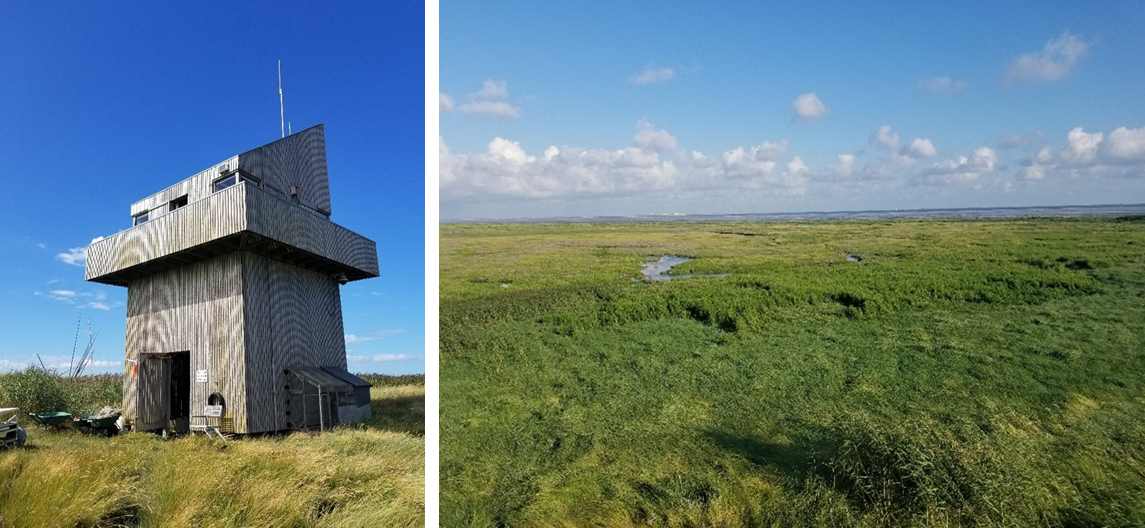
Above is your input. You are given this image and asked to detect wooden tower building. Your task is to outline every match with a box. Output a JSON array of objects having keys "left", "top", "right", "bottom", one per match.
[{"left": 85, "top": 125, "right": 379, "bottom": 434}]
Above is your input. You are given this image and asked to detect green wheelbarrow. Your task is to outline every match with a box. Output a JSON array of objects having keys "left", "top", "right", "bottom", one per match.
[
  {"left": 28, "top": 412, "right": 73, "bottom": 430},
  {"left": 75, "top": 412, "right": 121, "bottom": 436}
]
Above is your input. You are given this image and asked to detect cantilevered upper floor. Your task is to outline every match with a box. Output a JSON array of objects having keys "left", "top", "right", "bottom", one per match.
[{"left": 85, "top": 126, "right": 379, "bottom": 286}]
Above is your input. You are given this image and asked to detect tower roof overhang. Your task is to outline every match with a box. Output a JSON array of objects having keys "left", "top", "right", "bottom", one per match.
[{"left": 85, "top": 182, "right": 379, "bottom": 286}]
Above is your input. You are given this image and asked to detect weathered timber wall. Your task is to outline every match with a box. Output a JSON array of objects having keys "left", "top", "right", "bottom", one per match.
[
  {"left": 238, "top": 124, "right": 331, "bottom": 215},
  {"left": 241, "top": 252, "right": 347, "bottom": 433},
  {"left": 128, "top": 124, "right": 329, "bottom": 224},
  {"left": 244, "top": 183, "right": 379, "bottom": 276},
  {"left": 88, "top": 183, "right": 249, "bottom": 280},
  {"left": 124, "top": 252, "right": 249, "bottom": 432},
  {"left": 130, "top": 156, "right": 240, "bottom": 219},
  {"left": 87, "top": 183, "right": 377, "bottom": 283}
]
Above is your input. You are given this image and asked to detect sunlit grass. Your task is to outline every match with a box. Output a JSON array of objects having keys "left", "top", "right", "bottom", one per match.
[
  {"left": 440, "top": 218, "right": 1145, "bottom": 526},
  {"left": 0, "top": 376, "right": 425, "bottom": 527}
]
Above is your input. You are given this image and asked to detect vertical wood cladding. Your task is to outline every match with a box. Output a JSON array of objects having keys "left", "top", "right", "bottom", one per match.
[
  {"left": 244, "top": 184, "right": 379, "bottom": 276},
  {"left": 238, "top": 125, "right": 332, "bottom": 215},
  {"left": 94, "top": 125, "right": 377, "bottom": 434},
  {"left": 130, "top": 156, "right": 239, "bottom": 218},
  {"left": 241, "top": 252, "right": 347, "bottom": 433},
  {"left": 128, "top": 124, "right": 328, "bottom": 222},
  {"left": 123, "top": 253, "right": 250, "bottom": 432},
  {"left": 88, "top": 183, "right": 377, "bottom": 283},
  {"left": 87, "top": 184, "right": 249, "bottom": 281}
]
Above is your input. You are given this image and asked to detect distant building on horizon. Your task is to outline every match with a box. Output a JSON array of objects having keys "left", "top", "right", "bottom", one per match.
[{"left": 85, "top": 125, "right": 379, "bottom": 434}]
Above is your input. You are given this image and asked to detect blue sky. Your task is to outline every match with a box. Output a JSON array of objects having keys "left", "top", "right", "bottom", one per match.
[
  {"left": 0, "top": 3, "right": 425, "bottom": 375},
  {"left": 440, "top": 2, "right": 1145, "bottom": 219}
]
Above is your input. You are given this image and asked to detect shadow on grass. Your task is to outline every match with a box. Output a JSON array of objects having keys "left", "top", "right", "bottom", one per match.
[
  {"left": 704, "top": 429, "right": 832, "bottom": 483},
  {"left": 366, "top": 394, "right": 425, "bottom": 436}
]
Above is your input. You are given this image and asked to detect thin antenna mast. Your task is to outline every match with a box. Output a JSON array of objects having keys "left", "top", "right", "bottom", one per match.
[{"left": 278, "top": 60, "right": 285, "bottom": 138}]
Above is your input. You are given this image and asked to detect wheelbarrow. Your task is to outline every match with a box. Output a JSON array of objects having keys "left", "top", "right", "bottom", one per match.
[
  {"left": 28, "top": 411, "right": 73, "bottom": 430},
  {"left": 75, "top": 412, "right": 121, "bottom": 436}
]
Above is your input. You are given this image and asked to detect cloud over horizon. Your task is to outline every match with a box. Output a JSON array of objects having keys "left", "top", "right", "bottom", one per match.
[{"left": 442, "top": 121, "right": 1145, "bottom": 217}]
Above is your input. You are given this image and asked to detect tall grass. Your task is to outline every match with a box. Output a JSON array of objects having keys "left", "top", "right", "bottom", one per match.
[
  {"left": 440, "top": 218, "right": 1145, "bottom": 526},
  {"left": 0, "top": 377, "right": 425, "bottom": 527},
  {"left": 0, "top": 367, "right": 120, "bottom": 415}
]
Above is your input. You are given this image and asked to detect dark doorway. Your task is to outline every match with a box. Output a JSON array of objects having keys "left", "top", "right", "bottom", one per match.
[
  {"left": 137, "top": 351, "right": 191, "bottom": 433},
  {"left": 169, "top": 353, "right": 190, "bottom": 432}
]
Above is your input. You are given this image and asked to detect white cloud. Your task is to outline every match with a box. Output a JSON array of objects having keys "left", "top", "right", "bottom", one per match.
[
  {"left": 49, "top": 358, "right": 118, "bottom": 371},
  {"left": 440, "top": 122, "right": 816, "bottom": 202},
  {"left": 457, "top": 79, "right": 521, "bottom": 119},
  {"left": 869, "top": 126, "right": 936, "bottom": 159},
  {"left": 441, "top": 128, "right": 683, "bottom": 200},
  {"left": 1062, "top": 127, "right": 1103, "bottom": 164},
  {"left": 37, "top": 243, "right": 46, "bottom": 249},
  {"left": 57, "top": 247, "right": 86, "bottom": 267},
  {"left": 1020, "top": 165, "right": 1046, "bottom": 180},
  {"left": 630, "top": 66, "right": 676, "bottom": 85},
  {"left": 908, "top": 138, "right": 937, "bottom": 158},
  {"left": 344, "top": 329, "right": 406, "bottom": 344},
  {"left": 719, "top": 140, "right": 788, "bottom": 178},
  {"left": 786, "top": 157, "right": 809, "bottom": 177},
  {"left": 1102, "top": 126, "right": 1145, "bottom": 161},
  {"left": 832, "top": 154, "right": 856, "bottom": 177},
  {"left": 88, "top": 302, "right": 110, "bottom": 311},
  {"left": 458, "top": 101, "right": 521, "bottom": 119},
  {"left": 922, "top": 147, "right": 997, "bottom": 184},
  {"left": 633, "top": 120, "right": 678, "bottom": 152},
  {"left": 473, "top": 79, "right": 509, "bottom": 100},
  {"left": 869, "top": 125, "right": 900, "bottom": 151},
  {"left": 373, "top": 354, "right": 425, "bottom": 362},
  {"left": 440, "top": 93, "right": 455, "bottom": 112},
  {"left": 346, "top": 355, "right": 369, "bottom": 362},
  {"left": 1018, "top": 125, "right": 1145, "bottom": 181},
  {"left": 921, "top": 76, "right": 966, "bottom": 94},
  {"left": 0, "top": 359, "right": 31, "bottom": 372},
  {"left": 50, "top": 290, "right": 76, "bottom": 297},
  {"left": 791, "top": 93, "right": 828, "bottom": 123},
  {"left": 1004, "top": 31, "right": 1090, "bottom": 85}
]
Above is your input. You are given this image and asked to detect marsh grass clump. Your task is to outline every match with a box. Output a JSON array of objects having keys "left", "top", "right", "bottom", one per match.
[{"left": 818, "top": 414, "right": 998, "bottom": 520}]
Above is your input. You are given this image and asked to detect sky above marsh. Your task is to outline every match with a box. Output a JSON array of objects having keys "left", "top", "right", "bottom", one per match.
[
  {"left": 440, "top": 2, "right": 1145, "bottom": 220},
  {"left": 0, "top": 3, "right": 425, "bottom": 375}
]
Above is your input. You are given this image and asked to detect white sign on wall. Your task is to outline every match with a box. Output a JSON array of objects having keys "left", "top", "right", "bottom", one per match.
[{"left": 196, "top": 370, "right": 208, "bottom": 383}]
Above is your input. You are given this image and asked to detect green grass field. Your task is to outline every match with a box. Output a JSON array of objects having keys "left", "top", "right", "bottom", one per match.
[
  {"left": 440, "top": 217, "right": 1145, "bottom": 527},
  {"left": 0, "top": 373, "right": 424, "bottom": 527}
]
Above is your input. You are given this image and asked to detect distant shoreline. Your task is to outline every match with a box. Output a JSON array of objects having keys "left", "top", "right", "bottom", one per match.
[{"left": 442, "top": 203, "right": 1145, "bottom": 224}]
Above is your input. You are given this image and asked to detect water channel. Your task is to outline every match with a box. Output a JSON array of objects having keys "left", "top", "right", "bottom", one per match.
[{"left": 641, "top": 256, "right": 728, "bottom": 282}]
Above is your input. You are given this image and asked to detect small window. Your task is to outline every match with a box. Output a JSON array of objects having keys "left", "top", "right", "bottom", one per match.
[
  {"left": 239, "top": 174, "right": 262, "bottom": 187},
  {"left": 169, "top": 195, "right": 188, "bottom": 212},
  {"left": 213, "top": 174, "right": 237, "bottom": 192},
  {"left": 133, "top": 211, "right": 149, "bottom": 226}
]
